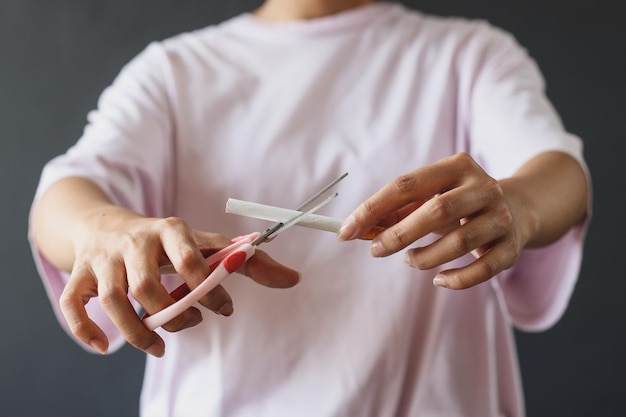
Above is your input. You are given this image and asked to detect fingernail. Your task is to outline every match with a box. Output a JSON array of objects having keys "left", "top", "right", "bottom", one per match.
[
  {"left": 403, "top": 252, "right": 413, "bottom": 267},
  {"left": 217, "top": 302, "right": 234, "bottom": 317},
  {"left": 370, "top": 239, "right": 387, "bottom": 257},
  {"left": 337, "top": 216, "right": 357, "bottom": 241},
  {"left": 146, "top": 343, "right": 165, "bottom": 358},
  {"left": 89, "top": 339, "right": 107, "bottom": 355},
  {"left": 433, "top": 275, "right": 448, "bottom": 288}
]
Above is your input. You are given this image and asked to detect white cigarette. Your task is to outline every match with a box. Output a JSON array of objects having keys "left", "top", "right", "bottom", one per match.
[{"left": 225, "top": 198, "right": 343, "bottom": 233}]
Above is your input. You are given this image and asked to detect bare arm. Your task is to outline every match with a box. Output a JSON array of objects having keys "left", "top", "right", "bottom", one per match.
[
  {"left": 32, "top": 177, "right": 126, "bottom": 272},
  {"left": 31, "top": 177, "right": 300, "bottom": 356},
  {"left": 498, "top": 151, "right": 588, "bottom": 247},
  {"left": 337, "top": 151, "right": 589, "bottom": 289}
]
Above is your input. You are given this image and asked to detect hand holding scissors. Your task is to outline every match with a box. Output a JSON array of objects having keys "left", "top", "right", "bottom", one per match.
[
  {"left": 60, "top": 174, "right": 348, "bottom": 357},
  {"left": 142, "top": 181, "right": 342, "bottom": 331}
]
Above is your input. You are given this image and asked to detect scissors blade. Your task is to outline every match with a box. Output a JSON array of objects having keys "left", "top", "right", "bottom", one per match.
[
  {"left": 249, "top": 173, "right": 348, "bottom": 246},
  {"left": 295, "top": 172, "right": 348, "bottom": 212},
  {"left": 251, "top": 192, "right": 338, "bottom": 246}
]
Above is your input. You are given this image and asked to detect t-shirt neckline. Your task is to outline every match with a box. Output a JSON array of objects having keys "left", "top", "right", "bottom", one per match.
[{"left": 226, "top": 2, "right": 401, "bottom": 38}]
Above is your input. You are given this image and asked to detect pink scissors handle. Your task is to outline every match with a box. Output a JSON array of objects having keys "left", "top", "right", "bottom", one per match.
[{"left": 142, "top": 232, "right": 260, "bottom": 331}]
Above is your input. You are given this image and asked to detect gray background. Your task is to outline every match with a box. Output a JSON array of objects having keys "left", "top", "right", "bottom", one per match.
[{"left": 1, "top": 1, "right": 624, "bottom": 416}]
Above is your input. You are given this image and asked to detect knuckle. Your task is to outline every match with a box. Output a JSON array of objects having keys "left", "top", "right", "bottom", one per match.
[
  {"left": 159, "top": 216, "right": 190, "bottom": 233},
  {"left": 478, "top": 257, "right": 501, "bottom": 280},
  {"left": 427, "top": 194, "right": 453, "bottom": 220},
  {"left": 499, "top": 206, "right": 514, "bottom": 228},
  {"left": 59, "top": 287, "right": 76, "bottom": 311},
  {"left": 129, "top": 273, "right": 158, "bottom": 300},
  {"left": 451, "top": 152, "right": 475, "bottom": 170},
  {"left": 70, "top": 258, "right": 90, "bottom": 274},
  {"left": 387, "top": 226, "right": 411, "bottom": 249},
  {"left": 451, "top": 153, "right": 490, "bottom": 183},
  {"left": 359, "top": 199, "right": 381, "bottom": 219},
  {"left": 390, "top": 173, "right": 417, "bottom": 194},
  {"left": 450, "top": 229, "right": 477, "bottom": 254},
  {"left": 485, "top": 177, "right": 504, "bottom": 197},
  {"left": 491, "top": 206, "right": 514, "bottom": 236},
  {"left": 59, "top": 296, "right": 91, "bottom": 337},
  {"left": 98, "top": 286, "right": 127, "bottom": 311},
  {"left": 68, "top": 320, "right": 93, "bottom": 339},
  {"left": 174, "top": 246, "right": 202, "bottom": 277},
  {"left": 120, "top": 233, "right": 142, "bottom": 251}
]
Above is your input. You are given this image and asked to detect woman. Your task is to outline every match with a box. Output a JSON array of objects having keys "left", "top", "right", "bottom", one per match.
[{"left": 30, "top": 1, "right": 590, "bottom": 415}]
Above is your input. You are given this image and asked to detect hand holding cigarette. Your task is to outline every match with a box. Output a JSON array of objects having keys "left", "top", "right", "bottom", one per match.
[{"left": 225, "top": 198, "right": 383, "bottom": 240}]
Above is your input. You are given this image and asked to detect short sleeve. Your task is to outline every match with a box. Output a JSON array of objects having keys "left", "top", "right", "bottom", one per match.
[
  {"left": 33, "top": 42, "right": 176, "bottom": 216},
  {"left": 28, "top": 42, "right": 176, "bottom": 352},
  {"left": 464, "top": 26, "right": 592, "bottom": 331}
]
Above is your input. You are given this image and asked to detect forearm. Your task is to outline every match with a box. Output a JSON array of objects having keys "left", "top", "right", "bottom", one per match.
[
  {"left": 500, "top": 151, "right": 589, "bottom": 249},
  {"left": 32, "top": 176, "right": 301, "bottom": 356},
  {"left": 31, "top": 177, "right": 140, "bottom": 272}
]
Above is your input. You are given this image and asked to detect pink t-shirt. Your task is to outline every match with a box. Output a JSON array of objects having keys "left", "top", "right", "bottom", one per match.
[{"left": 29, "top": 3, "right": 590, "bottom": 416}]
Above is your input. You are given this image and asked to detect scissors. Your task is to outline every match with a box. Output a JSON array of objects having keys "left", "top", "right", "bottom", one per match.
[{"left": 141, "top": 173, "right": 349, "bottom": 331}]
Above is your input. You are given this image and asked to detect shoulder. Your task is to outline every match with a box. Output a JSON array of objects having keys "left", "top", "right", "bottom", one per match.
[
  {"left": 156, "top": 16, "right": 246, "bottom": 62},
  {"left": 390, "top": 5, "right": 525, "bottom": 63},
  {"left": 402, "top": 8, "right": 533, "bottom": 84},
  {"left": 396, "top": 5, "right": 516, "bottom": 44},
  {"left": 112, "top": 16, "right": 245, "bottom": 90}
]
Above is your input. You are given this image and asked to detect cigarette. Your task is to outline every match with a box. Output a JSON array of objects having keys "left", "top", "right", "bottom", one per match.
[{"left": 225, "top": 198, "right": 343, "bottom": 233}]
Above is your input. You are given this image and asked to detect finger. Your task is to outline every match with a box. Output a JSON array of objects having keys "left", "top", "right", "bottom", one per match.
[
  {"left": 371, "top": 183, "right": 496, "bottom": 257},
  {"left": 157, "top": 218, "right": 212, "bottom": 284},
  {"left": 158, "top": 232, "right": 231, "bottom": 274},
  {"left": 193, "top": 230, "right": 233, "bottom": 257},
  {"left": 60, "top": 264, "right": 109, "bottom": 354},
  {"left": 95, "top": 261, "right": 166, "bottom": 357},
  {"left": 197, "top": 284, "right": 234, "bottom": 316},
  {"left": 404, "top": 212, "right": 508, "bottom": 270},
  {"left": 158, "top": 218, "right": 234, "bottom": 315},
  {"left": 432, "top": 240, "right": 519, "bottom": 289},
  {"left": 339, "top": 154, "right": 472, "bottom": 241},
  {"left": 241, "top": 250, "right": 301, "bottom": 288},
  {"left": 198, "top": 249, "right": 301, "bottom": 314},
  {"left": 376, "top": 201, "right": 425, "bottom": 228},
  {"left": 125, "top": 240, "right": 202, "bottom": 332}
]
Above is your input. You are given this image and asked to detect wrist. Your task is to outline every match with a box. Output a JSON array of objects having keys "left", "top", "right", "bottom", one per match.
[
  {"left": 498, "top": 177, "right": 540, "bottom": 249},
  {"left": 71, "top": 205, "right": 145, "bottom": 249}
]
